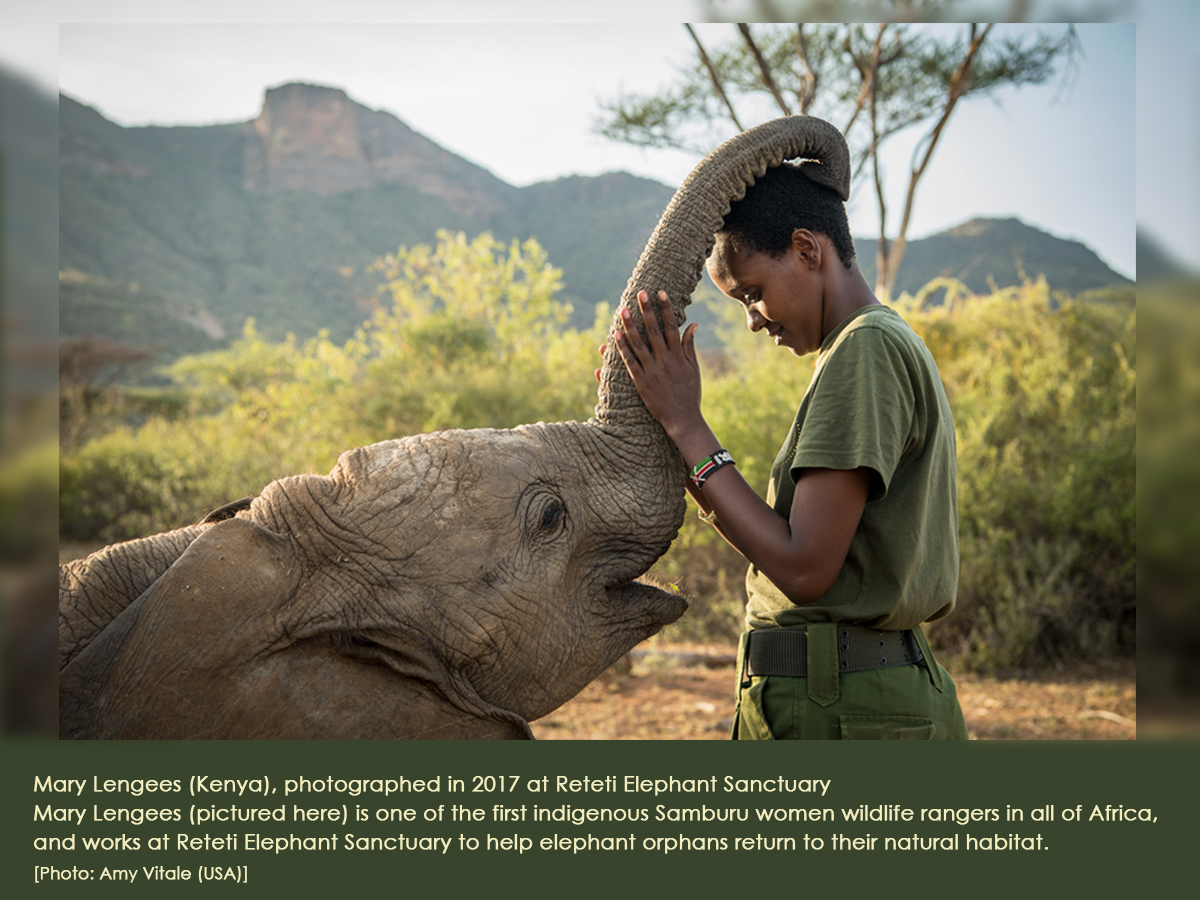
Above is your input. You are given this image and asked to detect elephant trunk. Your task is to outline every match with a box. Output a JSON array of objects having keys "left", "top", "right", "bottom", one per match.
[
  {"left": 585, "top": 117, "right": 851, "bottom": 563},
  {"left": 593, "top": 115, "right": 850, "bottom": 431}
]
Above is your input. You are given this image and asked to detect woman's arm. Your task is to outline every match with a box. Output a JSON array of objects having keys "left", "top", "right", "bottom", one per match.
[{"left": 614, "top": 290, "right": 869, "bottom": 605}]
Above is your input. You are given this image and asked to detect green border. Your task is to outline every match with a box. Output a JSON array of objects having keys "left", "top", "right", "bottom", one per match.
[{"left": 4, "top": 739, "right": 1191, "bottom": 897}]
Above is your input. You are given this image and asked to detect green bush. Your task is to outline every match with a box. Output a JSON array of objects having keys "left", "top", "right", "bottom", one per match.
[
  {"left": 60, "top": 239, "right": 1134, "bottom": 670},
  {"left": 913, "top": 281, "right": 1135, "bottom": 668},
  {"left": 60, "top": 232, "right": 604, "bottom": 539},
  {"left": 0, "top": 436, "right": 59, "bottom": 561},
  {"left": 656, "top": 279, "right": 1134, "bottom": 667}
]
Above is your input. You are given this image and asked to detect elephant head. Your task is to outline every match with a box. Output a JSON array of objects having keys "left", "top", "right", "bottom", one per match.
[{"left": 58, "top": 116, "right": 850, "bottom": 739}]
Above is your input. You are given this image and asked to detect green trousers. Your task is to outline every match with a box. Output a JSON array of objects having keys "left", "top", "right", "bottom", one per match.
[{"left": 733, "top": 624, "right": 969, "bottom": 740}]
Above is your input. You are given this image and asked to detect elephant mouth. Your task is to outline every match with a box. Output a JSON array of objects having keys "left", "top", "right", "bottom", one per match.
[
  {"left": 605, "top": 577, "right": 688, "bottom": 631},
  {"left": 312, "top": 629, "right": 536, "bottom": 738},
  {"left": 313, "top": 630, "right": 437, "bottom": 679}
]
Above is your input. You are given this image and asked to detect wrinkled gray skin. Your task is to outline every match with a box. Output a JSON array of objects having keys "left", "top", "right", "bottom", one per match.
[{"left": 59, "top": 117, "right": 850, "bottom": 739}]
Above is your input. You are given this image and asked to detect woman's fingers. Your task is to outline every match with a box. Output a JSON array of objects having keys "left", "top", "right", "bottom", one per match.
[
  {"left": 681, "top": 321, "right": 699, "bottom": 363},
  {"left": 614, "top": 289, "right": 683, "bottom": 379},
  {"left": 656, "top": 291, "right": 681, "bottom": 351},
  {"left": 636, "top": 290, "right": 679, "bottom": 354},
  {"left": 637, "top": 291, "right": 661, "bottom": 352},
  {"left": 613, "top": 319, "right": 643, "bottom": 375}
]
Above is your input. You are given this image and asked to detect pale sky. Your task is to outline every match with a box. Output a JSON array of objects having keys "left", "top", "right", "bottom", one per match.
[{"left": 5, "top": 3, "right": 1189, "bottom": 280}]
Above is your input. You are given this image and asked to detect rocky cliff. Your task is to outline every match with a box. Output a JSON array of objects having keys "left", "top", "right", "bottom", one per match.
[
  {"left": 59, "top": 80, "right": 1129, "bottom": 362},
  {"left": 58, "top": 84, "right": 673, "bottom": 350},
  {"left": 242, "top": 82, "right": 513, "bottom": 217}
]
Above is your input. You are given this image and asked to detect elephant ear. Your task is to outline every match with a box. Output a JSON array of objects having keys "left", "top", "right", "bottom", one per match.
[
  {"left": 199, "top": 495, "right": 256, "bottom": 523},
  {"left": 60, "top": 518, "right": 303, "bottom": 739},
  {"left": 60, "top": 524, "right": 206, "bottom": 669}
]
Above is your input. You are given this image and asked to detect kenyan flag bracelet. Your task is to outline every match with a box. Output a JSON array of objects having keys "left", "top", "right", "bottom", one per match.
[{"left": 690, "top": 449, "right": 736, "bottom": 489}]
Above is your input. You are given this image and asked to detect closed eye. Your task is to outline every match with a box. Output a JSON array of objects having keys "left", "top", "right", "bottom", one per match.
[
  {"left": 540, "top": 502, "right": 565, "bottom": 532},
  {"left": 520, "top": 482, "right": 568, "bottom": 549}
]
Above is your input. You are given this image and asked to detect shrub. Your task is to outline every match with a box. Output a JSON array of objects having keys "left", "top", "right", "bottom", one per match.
[
  {"left": 60, "top": 244, "right": 1134, "bottom": 669},
  {"left": 60, "top": 232, "right": 602, "bottom": 539},
  {"left": 654, "top": 280, "right": 1135, "bottom": 667},
  {"left": 913, "top": 281, "right": 1135, "bottom": 668}
]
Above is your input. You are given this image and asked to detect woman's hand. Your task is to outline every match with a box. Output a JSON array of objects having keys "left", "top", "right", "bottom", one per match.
[
  {"left": 613, "top": 290, "right": 703, "bottom": 441},
  {"left": 608, "top": 293, "right": 868, "bottom": 607}
]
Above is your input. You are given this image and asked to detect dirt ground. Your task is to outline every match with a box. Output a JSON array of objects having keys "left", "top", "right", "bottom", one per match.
[
  {"left": 60, "top": 544, "right": 1135, "bottom": 740},
  {"left": 532, "top": 642, "right": 1136, "bottom": 741}
]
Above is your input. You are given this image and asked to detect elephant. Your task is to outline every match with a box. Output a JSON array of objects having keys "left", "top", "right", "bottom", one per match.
[{"left": 58, "top": 116, "right": 850, "bottom": 739}]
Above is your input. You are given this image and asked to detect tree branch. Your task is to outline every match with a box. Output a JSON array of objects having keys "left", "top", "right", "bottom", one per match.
[
  {"left": 884, "top": 22, "right": 994, "bottom": 296},
  {"left": 686, "top": 24, "right": 744, "bottom": 132},
  {"left": 738, "top": 23, "right": 793, "bottom": 117},
  {"left": 596, "top": 21, "right": 1075, "bottom": 296},
  {"left": 843, "top": 24, "right": 887, "bottom": 135},
  {"left": 793, "top": 25, "right": 818, "bottom": 113},
  {"left": 869, "top": 74, "right": 891, "bottom": 298}
]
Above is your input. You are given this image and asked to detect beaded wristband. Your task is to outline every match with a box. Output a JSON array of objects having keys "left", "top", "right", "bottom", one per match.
[{"left": 690, "top": 449, "right": 735, "bottom": 489}]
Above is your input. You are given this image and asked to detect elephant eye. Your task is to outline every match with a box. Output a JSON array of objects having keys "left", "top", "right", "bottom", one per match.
[
  {"left": 522, "top": 483, "right": 568, "bottom": 548},
  {"left": 539, "top": 501, "right": 565, "bottom": 532}
]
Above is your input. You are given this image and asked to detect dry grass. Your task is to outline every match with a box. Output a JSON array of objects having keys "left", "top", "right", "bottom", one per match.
[
  {"left": 532, "top": 642, "right": 1136, "bottom": 741},
  {"left": 60, "top": 538, "right": 1137, "bottom": 742}
]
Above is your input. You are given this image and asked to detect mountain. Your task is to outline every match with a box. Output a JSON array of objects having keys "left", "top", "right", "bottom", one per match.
[
  {"left": 853, "top": 217, "right": 1132, "bottom": 300},
  {"left": 60, "top": 82, "right": 1134, "bottom": 364},
  {"left": 1136, "top": 229, "right": 1193, "bottom": 282},
  {"left": 59, "top": 82, "right": 674, "bottom": 353},
  {"left": 2, "top": 68, "right": 59, "bottom": 386}
]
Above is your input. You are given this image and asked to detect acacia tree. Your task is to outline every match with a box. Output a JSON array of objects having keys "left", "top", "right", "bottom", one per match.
[
  {"left": 596, "top": 21, "right": 1077, "bottom": 298},
  {"left": 59, "top": 337, "right": 154, "bottom": 452}
]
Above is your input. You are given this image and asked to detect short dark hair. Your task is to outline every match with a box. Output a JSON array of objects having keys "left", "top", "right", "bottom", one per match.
[{"left": 718, "top": 162, "right": 855, "bottom": 268}]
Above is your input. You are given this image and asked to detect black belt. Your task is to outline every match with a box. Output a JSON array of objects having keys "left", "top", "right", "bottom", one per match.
[{"left": 747, "top": 625, "right": 923, "bottom": 677}]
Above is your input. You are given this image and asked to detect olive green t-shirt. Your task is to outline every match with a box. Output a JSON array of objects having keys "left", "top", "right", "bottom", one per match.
[{"left": 744, "top": 304, "right": 959, "bottom": 631}]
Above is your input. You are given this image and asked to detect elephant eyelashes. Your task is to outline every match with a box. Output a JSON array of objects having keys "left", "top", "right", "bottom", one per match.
[
  {"left": 521, "top": 484, "right": 568, "bottom": 547},
  {"left": 539, "top": 501, "right": 566, "bottom": 533}
]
